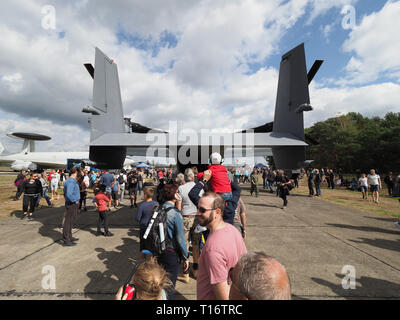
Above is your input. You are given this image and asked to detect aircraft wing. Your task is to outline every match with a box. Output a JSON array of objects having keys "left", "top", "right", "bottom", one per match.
[{"left": 90, "top": 132, "right": 307, "bottom": 148}]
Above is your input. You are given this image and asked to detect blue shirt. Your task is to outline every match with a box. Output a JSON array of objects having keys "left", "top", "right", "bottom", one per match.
[
  {"left": 162, "top": 202, "right": 189, "bottom": 260},
  {"left": 64, "top": 177, "right": 80, "bottom": 204},
  {"left": 111, "top": 180, "right": 119, "bottom": 192},
  {"left": 136, "top": 201, "right": 159, "bottom": 231},
  {"left": 99, "top": 173, "right": 114, "bottom": 188}
]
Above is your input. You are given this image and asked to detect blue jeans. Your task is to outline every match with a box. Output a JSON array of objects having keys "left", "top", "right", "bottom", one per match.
[
  {"left": 158, "top": 250, "right": 180, "bottom": 300},
  {"left": 308, "top": 182, "right": 314, "bottom": 196},
  {"left": 36, "top": 189, "right": 51, "bottom": 207},
  {"left": 269, "top": 181, "right": 275, "bottom": 193},
  {"left": 219, "top": 192, "right": 232, "bottom": 201},
  {"left": 315, "top": 183, "right": 321, "bottom": 196}
]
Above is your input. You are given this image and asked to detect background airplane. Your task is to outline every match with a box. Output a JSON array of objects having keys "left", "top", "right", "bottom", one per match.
[
  {"left": 82, "top": 43, "right": 322, "bottom": 173},
  {"left": 0, "top": 132, "right": 135, "bottom": 171}
]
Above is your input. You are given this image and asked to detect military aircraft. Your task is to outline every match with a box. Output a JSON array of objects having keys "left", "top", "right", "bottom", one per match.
[
  {"left": 0, "top": 132, "right": 136, "bottom": 171},
  {"left": 83, "top": 43, "right": 322, "bottom": 173}
]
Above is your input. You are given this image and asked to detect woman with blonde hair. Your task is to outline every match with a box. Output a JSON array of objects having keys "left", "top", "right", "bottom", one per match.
[{"left": 116, "top": 258, "right": 173, "bottom": 300}]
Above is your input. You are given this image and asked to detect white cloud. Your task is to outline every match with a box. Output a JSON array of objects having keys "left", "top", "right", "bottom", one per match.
[
  {"left": 307, "top": 0, "right": 359, "bottom": 24},
  {"left": 0, "top": 114, "right": 89, "bottom": 153},
  {"left": 0, "top": 0, "right": 398, "bottom": 156},
  {"left": 341, "top": 1, "right": 400, "bottom": 84},
  {"left": 308, "top": 81, "right": 400, "bottom": 127}
]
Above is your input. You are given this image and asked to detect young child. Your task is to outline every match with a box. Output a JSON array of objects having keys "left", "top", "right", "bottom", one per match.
[
  {"left": 136, "top": 187, "right": 158, "bottom": 257},
  {"left": 197, "top": 152, "right": 232, "bottom": 200},
  {"left": 94, "top": 184, "right": 113, "bottom": 237}
]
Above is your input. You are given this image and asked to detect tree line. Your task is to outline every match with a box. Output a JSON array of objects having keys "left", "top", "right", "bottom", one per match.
[{"left": 305, "top": 112, "right": 400, "bottom": 174}]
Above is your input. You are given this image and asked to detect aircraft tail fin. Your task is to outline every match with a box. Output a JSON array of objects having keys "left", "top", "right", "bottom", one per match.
[
  {"left": 85, "top": 47, "right": 127, "bottom": 168},
  {"left": 272, "top": 43, "right": 322, "bottom": 170}
]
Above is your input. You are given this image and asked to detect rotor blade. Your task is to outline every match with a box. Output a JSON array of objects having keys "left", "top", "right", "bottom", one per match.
[
  {"left": 84, "top": 63, "right": 95, "bottom": 79},
  {"left": 307, "top": 60, "right": 323, "bottom": 84}
]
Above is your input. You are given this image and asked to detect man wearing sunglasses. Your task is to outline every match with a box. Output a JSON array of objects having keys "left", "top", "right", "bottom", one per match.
[
  {"left": 188, "top": 170, "right": 241, "bottom": 225},
  {"left": 194, "top": 178, "right": 247, "bottom": 300}
]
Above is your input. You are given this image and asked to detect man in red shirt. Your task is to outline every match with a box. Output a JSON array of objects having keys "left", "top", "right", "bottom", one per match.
[{"left": 94, "top": 184, "right": 113, "bottom": 237}]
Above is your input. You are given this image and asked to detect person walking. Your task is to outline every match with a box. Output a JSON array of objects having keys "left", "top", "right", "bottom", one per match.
[
  {"left": 94, "top": 184, "right": 113, "bottom": 237},
  {"left": 36, "top": 172, "right": 52, "bottom": 208},
  {"left": 21, "top": 172, "right": 42, "bottom": 220},
  {"left": 13, "top": 170, "right": 27, "bottom": 201},
  {"left": 276, "top": 170, "right": 292, "bottom": 210},
  {"left": 368, "top": 169, "right": 382, "bottom": 204},
  {"left": 50, "top": 169, "right": 60, "bottom": 201},
  {"left": 314, "top": 169, "right": 322, "bottom": 196},
  {"left": 250, "top": 168, "right": 259, "bottom": 197},
  {"left": 307, "top": 169, "right": 314, "bottom": 197},
  {"left": 358, "top": 173, "right": 368, "bottom": 200},
  {"left": 384, "top": 172, "right": 394, "bottom": 196},
  {"left": 118, "top": 170, "right": 127, "bottom": 205}
]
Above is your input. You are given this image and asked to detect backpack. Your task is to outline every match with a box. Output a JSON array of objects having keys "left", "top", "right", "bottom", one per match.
[
  {"left": 118, "top": 174, "right": 125, "bottom": 185},
  {"left": 142, "top": 205, "right": 174, "bottom": 257}
]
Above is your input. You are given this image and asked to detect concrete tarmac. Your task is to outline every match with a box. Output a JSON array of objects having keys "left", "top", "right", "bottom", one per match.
[{"left": 0, "top": 187, "right": 399, "bottom": 300}]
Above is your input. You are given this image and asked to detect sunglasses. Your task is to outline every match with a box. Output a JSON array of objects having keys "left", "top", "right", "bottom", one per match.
[{"left": 198, "top": 207, "right": 216, "bottom": 214}]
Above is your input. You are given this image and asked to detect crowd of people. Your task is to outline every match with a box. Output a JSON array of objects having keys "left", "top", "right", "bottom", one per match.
[
  {"left": 11, "top": 156, "right": 400, "bottom": 300},
  {"left": 119, "top": 153, "right": 292, "bottom": 300}
]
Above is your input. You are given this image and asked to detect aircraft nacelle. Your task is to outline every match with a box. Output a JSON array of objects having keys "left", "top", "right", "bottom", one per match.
[
  {"left": 89, "top": 146, "right": 127, "bottom": 169},
  {"left": 11, "top": 160, "right": 37, "bottom": 171}
]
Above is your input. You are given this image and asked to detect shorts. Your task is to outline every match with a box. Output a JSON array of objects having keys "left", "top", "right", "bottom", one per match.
[
  {"left": 105, "top": 186, "right": 112, "bottom": 194},
  {"left": 183, "top": 216, "right": 201, "bottom": 248},
  {"left": 129, "top": 188, "right": 138, "bottom": 196},
  {"left": 50, "top": 182, "right": 58, "bottom": 191},
  {"left": 360, "top": 186, "right": 368, "bottom": 192},
  {"left": 370, "top": 185, "right": 380, "bottom": 192},
  {"left": 111, "top": 191, "right": 119, "bottom": 200}
]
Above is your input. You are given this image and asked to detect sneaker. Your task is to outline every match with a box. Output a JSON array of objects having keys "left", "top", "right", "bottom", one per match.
[
  {"left": 63, "top": 242, "right": 76, "bottom": 247},
  {"left": 177, "top": 273, "right": 190, "bottom": 284},
  {"left": 104, "top": 232, "right": 114, "bottom": 237},
  {"left": 395, "top": 222, "right": 400, "bottom": 228},
  {"left": 96, "top": 231, "right": 104, "bottom": 236},
  {"left": 71, "top": 237, "right": 79, "bottom": 242}
]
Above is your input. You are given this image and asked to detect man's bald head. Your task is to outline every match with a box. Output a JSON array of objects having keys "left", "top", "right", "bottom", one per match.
[{"left": 235, "top": 252, "right": 291, "bottom": 300}]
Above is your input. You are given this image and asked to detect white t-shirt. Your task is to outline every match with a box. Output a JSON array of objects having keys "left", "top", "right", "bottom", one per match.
[
  {"left": 83, "top": 175, "right": 90, "bottom": 188},
  {"left": 368, "top": 174, "right": 380, "bottom": 186},
  {"left": 359, "top": 177, "right": 368, "bottom": 187},
  {"left": 51, "top": 173, "right": 60, "bottom": 184}
]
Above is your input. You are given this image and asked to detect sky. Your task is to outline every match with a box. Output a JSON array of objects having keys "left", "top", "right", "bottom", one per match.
[{"left": 0, "top": 0, "right": 399, "bottom": 153}]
